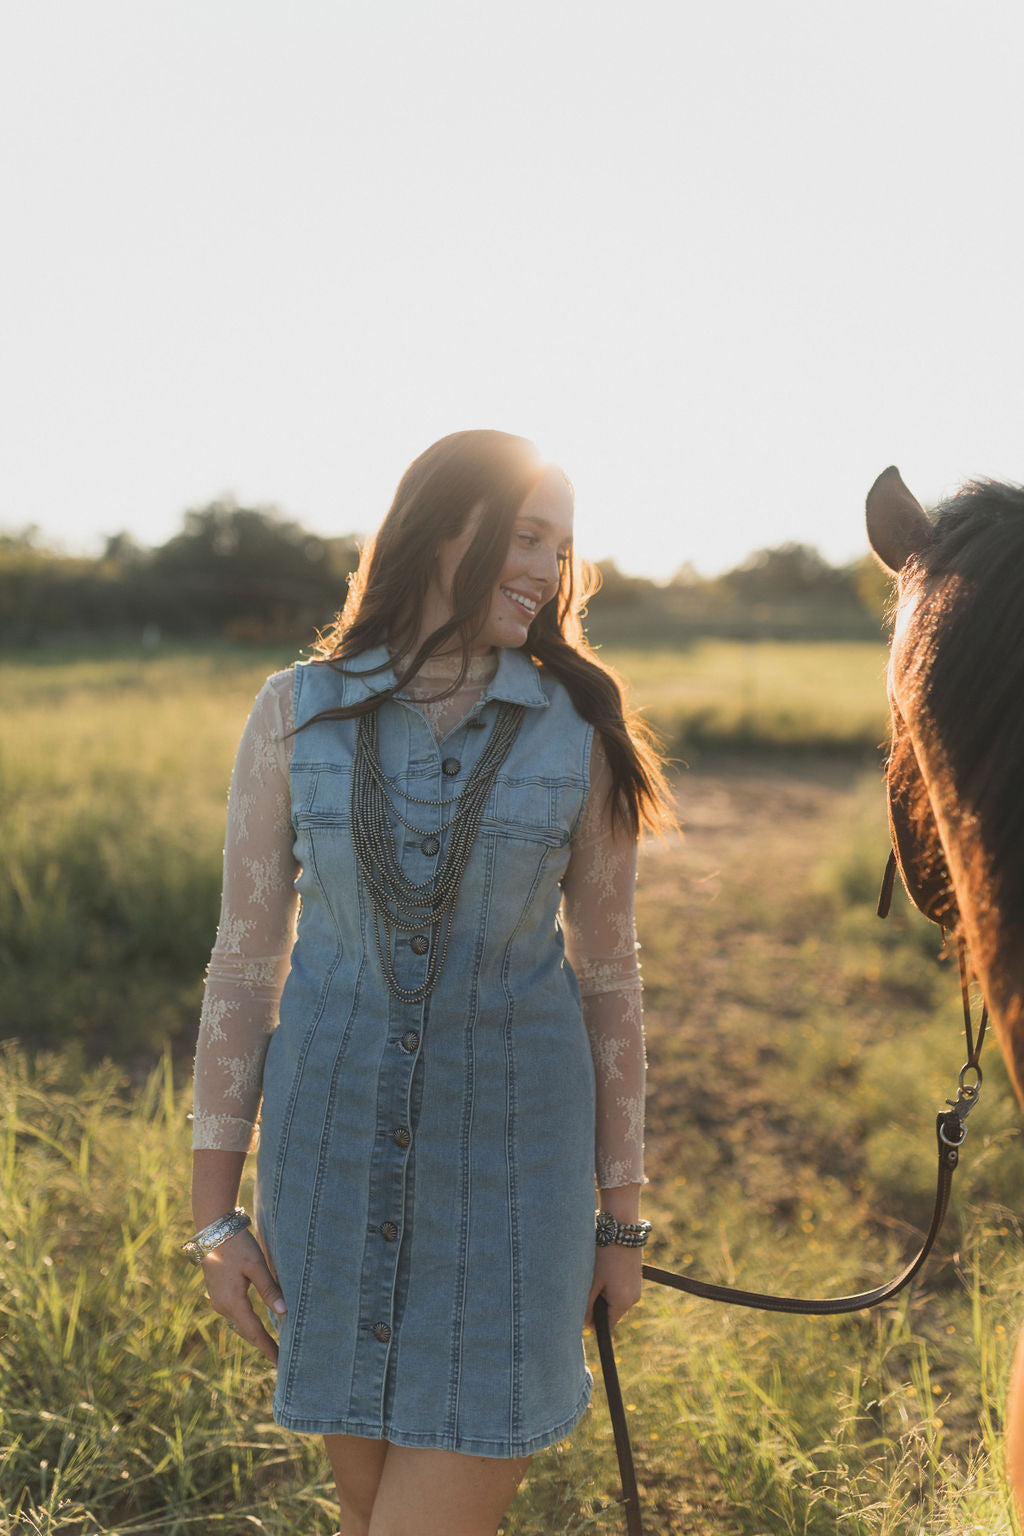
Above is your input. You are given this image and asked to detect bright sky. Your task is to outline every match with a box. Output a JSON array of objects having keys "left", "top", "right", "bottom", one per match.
[{"left": 3, "top": 0, "right": 1023, "bottom": 579}]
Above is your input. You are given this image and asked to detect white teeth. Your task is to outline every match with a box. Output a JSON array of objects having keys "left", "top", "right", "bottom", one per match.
[{"left": 502, "top": 588, "right": 537, "bottom": 614}]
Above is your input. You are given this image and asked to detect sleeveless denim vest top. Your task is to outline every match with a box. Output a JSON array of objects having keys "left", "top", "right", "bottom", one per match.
[{"left": 255, "top": 645, "right": 598, "bottom": 1454}]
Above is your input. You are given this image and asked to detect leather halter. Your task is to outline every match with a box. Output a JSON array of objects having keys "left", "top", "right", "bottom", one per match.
[
  {"left": 879, "top": 705, "right": 959, "bottom": 929},
  {"left": 595, "top": 740, "right": 988, "bottom": 1536}
]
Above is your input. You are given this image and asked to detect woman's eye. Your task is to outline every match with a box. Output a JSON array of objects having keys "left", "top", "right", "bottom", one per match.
[{"left": 516, "top": 531, "right": 539, "bottom": 548}]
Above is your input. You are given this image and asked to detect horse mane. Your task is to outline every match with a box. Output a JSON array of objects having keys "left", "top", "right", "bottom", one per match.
[{"left": 899, "top": 479, "right": 1024, "bottom": 932}]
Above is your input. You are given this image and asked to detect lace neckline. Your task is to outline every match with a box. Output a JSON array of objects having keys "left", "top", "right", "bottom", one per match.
[{"left": 397, "top": 651, "right": 499, "bottom": 689}]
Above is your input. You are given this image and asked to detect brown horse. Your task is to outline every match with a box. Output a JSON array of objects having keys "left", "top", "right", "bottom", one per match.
[{"left": 867, "top": 465, "right": 1024, "bottom": 1513}]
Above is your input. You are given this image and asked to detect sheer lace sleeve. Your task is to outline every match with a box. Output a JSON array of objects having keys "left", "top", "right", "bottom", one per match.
[
  {"left": 192, "top": 670, "right": 299, "bottom": 1152},
  {"left": 562, "top": 737, "right": 646, "bottom": 1189}
]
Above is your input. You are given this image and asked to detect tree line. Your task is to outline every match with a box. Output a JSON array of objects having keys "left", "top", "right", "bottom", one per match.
[{"left": 0, "top": 500, "right": 890, "bottom": 646}]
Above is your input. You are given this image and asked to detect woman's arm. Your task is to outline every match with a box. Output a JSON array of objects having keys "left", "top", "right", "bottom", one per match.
[
  {"left": 189, "top": 671, "right": 297, "bottom": 1359},
  {"left": 192, "top": 671, "right": 298, "bottom": 1149},
  {"left": 562, "top": 736, "right": 647, "bottom": 1329}
]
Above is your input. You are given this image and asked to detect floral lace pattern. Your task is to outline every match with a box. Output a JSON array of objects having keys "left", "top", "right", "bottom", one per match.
[{"left": 193, "top": 659, "right": 646, "bottom": 1186}]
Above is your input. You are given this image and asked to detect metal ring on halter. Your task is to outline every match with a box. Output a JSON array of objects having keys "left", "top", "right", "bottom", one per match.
[{"left": 958, "top": 1062, "right": 983, "bottom": 1093}]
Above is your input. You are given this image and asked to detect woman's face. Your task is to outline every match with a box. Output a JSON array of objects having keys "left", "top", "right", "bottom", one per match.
[{"left": 421, "top": 467, "right": 574, "bottom": 655}]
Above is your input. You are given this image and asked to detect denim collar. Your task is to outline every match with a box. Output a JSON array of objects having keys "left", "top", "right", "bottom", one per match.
[{"left": 322, "top": 644, "right": 550, "bottom": 712}]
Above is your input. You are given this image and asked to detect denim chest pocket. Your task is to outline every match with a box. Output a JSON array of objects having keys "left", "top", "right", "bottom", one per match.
[
  {"left": 291, "top": 765, "right": 354, "bottom": 828},
  {"left": 481, "top": 774, "right": 580, "bottom": 848}
]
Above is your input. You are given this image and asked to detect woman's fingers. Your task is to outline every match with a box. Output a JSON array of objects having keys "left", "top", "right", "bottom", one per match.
[
  {"left": 586, "top": 1247, "right": 643, "bottom": 1330},
  {"left": 227, "top": 1309, "right": 280, "bottom": 1364},
  {"left": 602, "top": 1288, "right": 640, "bottom": 1331},
  {"left": 584, "top": 1279, "right": 599, "bottom": 1330},
  {"left": 248, "top": 1251, "right": 288, "bottom": 1321},
  {"left": 201, "top": 1231, "right": 285, "bottom": 1362}
]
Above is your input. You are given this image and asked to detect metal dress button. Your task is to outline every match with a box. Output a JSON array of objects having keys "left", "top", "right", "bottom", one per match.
[
  {"left": 400, "top": 1031, "right": 419, "bottom": 1053},
  {"left": 410, "top": 935, "right": 429, "bottom": 955},
  {"left": 372, "top": 1322, "right": 392, "bottom": 1343},
  {"left": 393, "top": 1127, "right": 412, "bottom": 1148},
  {"left": 421, "top": 836, "right": 440, "bottom": 857},
  {"left": 379, "top": 1221, "right": 399, "bottom": 1242},
  {"left": 441, "top": 757, "right": 461, "bottom": 776}
]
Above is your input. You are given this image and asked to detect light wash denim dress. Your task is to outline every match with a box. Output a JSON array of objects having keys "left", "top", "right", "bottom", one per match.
[{"left": 255, "top": 645, "right": 597, "bottom": 1455}]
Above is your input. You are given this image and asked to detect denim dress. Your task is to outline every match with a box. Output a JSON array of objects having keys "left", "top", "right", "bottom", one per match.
[{"left": 255, "top": 645, "right": 597, "bottom": 1455}]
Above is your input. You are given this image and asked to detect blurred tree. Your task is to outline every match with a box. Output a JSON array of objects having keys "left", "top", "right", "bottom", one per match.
[
  {"left": 0, "top": 523, "right": 44, "bottom": 550},
  {"left": 101, "top": 530, "right": 147, "bottom": 567},
  {"left": 149, "top": 500, "right": 359, "bottom": 637},
  {"left": 587, "top": 558, "right": 663, "bottom": 607},
  {"left": 720, "top": 542, "right": 860, "bottom": 605}
]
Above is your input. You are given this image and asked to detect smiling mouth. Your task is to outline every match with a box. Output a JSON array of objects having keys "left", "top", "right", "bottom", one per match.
[{"left": 501, "top": 588, "right": 538, "bottom": 616}]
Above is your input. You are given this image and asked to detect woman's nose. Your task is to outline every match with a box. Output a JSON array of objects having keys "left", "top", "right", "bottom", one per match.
[{"left": 529, "top": 544, "right": 560, "bottom": 588}]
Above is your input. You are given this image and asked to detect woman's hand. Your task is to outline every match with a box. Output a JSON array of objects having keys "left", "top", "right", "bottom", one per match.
[
  {"left": 200, "top": 1228, "right": 286, "bottom": 1364},
  {"left": 585, "top": 1243, "right": 643, "bottom": 1332}
]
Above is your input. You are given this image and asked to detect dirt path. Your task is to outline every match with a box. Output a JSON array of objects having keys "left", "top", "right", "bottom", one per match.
[
  {"left": 641, "top": 756, "right": 871, "bottom": 896},
  {"left": 634, "top": 756, "right": 884, "bottom": 1191}
]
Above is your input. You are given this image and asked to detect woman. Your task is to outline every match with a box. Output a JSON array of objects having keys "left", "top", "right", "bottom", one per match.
[{"left": 188, "top": 430, "right": 671, "bottom": 1535}]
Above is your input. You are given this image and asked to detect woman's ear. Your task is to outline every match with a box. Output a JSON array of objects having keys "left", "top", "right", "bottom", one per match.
[{"left": 866, "top": 466, "right": 934, "bottom": 573}]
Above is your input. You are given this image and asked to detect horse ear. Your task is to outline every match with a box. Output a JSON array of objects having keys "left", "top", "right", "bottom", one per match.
[{"left": 866, "top": 466, "right": 933, "bottom": 573}]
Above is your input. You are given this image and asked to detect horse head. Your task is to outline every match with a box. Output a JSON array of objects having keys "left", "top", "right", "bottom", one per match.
[{"left": 867, "top": 466, "right": 1024, "bottom": 1105}]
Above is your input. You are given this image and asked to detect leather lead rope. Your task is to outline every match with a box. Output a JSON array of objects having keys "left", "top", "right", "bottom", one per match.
[
  {"left": 640, "top": 1107, "right": 963, "bottom": 1315},
  {"left": 593, "top": 1295, "right": 643, "bottom": 1536},
  {"left": 595, "top": 935, "right": 987, "bottom": 1535}
]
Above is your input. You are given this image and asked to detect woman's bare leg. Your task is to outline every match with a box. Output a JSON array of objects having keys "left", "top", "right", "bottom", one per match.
[
  {"left": 369, "top": 1445, "right": 530, "bottom": 1536},
  {"left": 1005, "top": 1323, "right": 1024, "bottom": 1524},
  {"left": 324, "top": 1434, "right": 389, "bottom": 1536},
  {"left": 324, "top": 1435, "right": 529, "bottom": 1536}
]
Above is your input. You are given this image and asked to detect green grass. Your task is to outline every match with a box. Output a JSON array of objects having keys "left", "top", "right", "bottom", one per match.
[
  {"left": 1, "top": 646, "right": 291, "bottom": 1062},
  {"left": 2, "top": 641, "right": 1022, "bottom": 1533},
  {"left": 0, "top": 1047, "right": 337, "bottom": 1534},
  {"left": 2, "top": 1033, "right": 1021, "bottom": 1533},
  {"left": 608, "top": 638, "right": 890, "bottom": 757}
]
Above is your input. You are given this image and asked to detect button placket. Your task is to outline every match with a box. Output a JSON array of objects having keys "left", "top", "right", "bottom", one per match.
[{"left": 353, "top": 691, "right": 503, "bottom": 1401}]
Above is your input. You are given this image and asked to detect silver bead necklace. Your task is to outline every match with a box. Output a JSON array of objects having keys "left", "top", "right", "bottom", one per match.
[{"left": 350, "top": 701, "right": 525, "bottom": 1001}]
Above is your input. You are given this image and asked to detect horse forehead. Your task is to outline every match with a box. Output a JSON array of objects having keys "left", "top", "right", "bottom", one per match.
[
  {"left": 887, "top": 571, "right": 946, "bottom": 709},
  {"left": 887, "top": 591, "right": 919, "bottom": 708}
]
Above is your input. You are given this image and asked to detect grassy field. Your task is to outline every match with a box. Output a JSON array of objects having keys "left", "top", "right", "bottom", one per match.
[
  {"left": 2, "top": 641, "right": 1023, "bottom": 1534},
  {"left": 610, "top": 638, "right": 890, "bottom": 757}
]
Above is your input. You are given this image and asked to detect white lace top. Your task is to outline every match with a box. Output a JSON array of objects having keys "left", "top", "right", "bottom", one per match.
[{"left": 192, "top": 653, "right": 646, "bottom": 1188}]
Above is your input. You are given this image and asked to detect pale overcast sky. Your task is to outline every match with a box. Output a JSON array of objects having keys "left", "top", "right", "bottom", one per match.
[{"left": 2, "top": 0, "right": 1022, "bottom": 578}]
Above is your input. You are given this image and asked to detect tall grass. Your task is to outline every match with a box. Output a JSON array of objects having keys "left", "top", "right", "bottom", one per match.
[
  {"left": 3, "top": 1043, "right": 1020, "bottom": 1534},
  {"left": 2, "top": 647, "right": 289, "bottom": 1061},
  {"left": 0, "top": 1046, "right": 336, "bottom": 1534}
]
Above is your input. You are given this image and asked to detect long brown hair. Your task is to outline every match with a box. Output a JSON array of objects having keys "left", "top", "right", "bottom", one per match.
[{"left": 307, "top": 429, "right": 673, "bottom": 835}]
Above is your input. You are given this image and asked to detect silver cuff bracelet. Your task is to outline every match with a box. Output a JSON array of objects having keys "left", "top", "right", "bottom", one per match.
[
  {"left": 182, "top": 1207, "right": 251, "bottom": 1265},
  {"left": 595, "top": 1211, "right": 652, "bottom": 1248}
]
